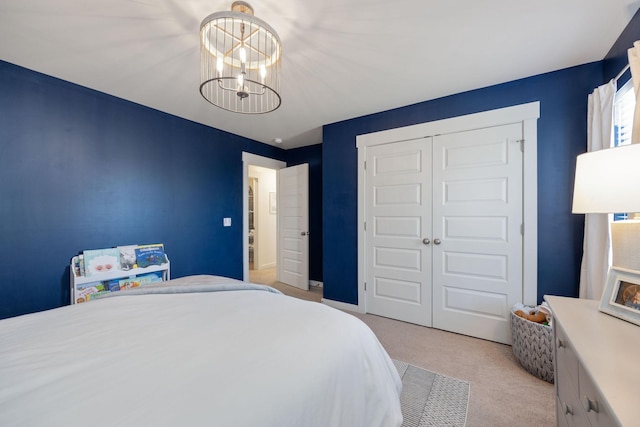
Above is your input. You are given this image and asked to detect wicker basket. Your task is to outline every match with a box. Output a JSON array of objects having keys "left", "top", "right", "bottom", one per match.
[{"left": 510, "top": 311, "right": 554, "bottom": 383}]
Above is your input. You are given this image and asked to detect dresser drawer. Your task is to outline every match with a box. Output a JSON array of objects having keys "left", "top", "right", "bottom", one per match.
[
  {"left": 578, "top": 363, "right": 615, "bottom": 427},
  {"left": 557, "top": 372, "right": 589, "bottom": 427},
  {"left": 555, "top": 322, "right": 579, "bottom": 390},
  {"left": 557, "top": 397, "right": 569, "bottom": 427}
]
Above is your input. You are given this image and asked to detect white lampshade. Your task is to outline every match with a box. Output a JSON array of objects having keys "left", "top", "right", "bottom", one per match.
[{"left": 572, "top": 143, "right": 640, "bottom": 213}]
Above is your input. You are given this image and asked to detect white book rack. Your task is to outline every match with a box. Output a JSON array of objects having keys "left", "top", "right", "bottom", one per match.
[{"left": 69, "top": 254, "right": 170, "bottom": 304}]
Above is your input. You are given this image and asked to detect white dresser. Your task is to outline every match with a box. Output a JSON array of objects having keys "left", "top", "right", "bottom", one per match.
[{"left": 545, "top": 296, "right": 639, "bottom": 427}]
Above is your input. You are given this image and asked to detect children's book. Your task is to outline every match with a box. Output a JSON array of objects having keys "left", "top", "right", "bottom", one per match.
[
  {"left": 135, "top": 244, "right": 166, "bottom": 268},
  {"left": 75, "top": 282, "right": 104, "bottom": 303},
  {"left": 105, "top": 279, "right": 121, "bottom": 292},
  {"left": 137, "top": 271, "right": 163, "bottom": 285},
  {"left": 86, "top": 291, "right": 111, "bottom": 302},
  {"left": 78, "top": 255, "right": 85, "bottom": 277},
  {"left": 119, "top": 278, "right": 140, "bottom": 290},
  {"left": 118, "top": 245, "right": 138, "bottom": 271},
  {"left": 83, "top": 248, "right": 121, "bottom": 277}
]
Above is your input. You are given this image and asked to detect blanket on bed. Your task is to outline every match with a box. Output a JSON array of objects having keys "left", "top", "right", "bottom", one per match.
[{"left": 0, "top": 275, "right": 403, "bottom": 427}]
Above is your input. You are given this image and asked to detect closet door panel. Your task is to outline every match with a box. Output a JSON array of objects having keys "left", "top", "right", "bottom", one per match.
[
  {"left": 365, "top": 138, "right": 432, "bottom": 327},
  {"left": 432, "top": 123, "right": 523, "bottom": 344}
]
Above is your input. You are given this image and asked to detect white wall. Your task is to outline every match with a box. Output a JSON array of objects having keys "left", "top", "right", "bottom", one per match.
[{"left": 249, "top": 165, "right": 277, "bottom": 269}]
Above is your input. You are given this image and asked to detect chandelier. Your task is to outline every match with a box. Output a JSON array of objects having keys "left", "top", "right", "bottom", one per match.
[{"left": 200, "top": 1, "right": 282, "bottom": 114}]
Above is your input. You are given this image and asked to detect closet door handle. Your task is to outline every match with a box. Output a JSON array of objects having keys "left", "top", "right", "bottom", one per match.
[
  {"left": 433, "top": 238, "right": 442, "bottom": 245},
  {"left": 422, "top": 238, "right": 430, "bottom": 245}
]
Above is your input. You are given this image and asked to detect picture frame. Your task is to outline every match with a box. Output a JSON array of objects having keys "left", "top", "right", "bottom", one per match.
[
  {"left": 269, "top": 192, "right": 277, "bottom": 214},
  {"left": 600, "top": 267, "right": 640, "bottom": 326}
]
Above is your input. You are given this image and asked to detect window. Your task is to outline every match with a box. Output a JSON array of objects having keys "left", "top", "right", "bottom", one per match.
[
  {"left": 614, "top": 78, "right": 635, "bottom": 148},
  {"left": 613, "top": 78, "right": 636, "bottom": 221}
]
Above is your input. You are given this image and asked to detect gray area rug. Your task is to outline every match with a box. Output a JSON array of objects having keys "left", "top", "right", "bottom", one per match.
[{"left": 393, "top": 360, "right": 470, "bottom": 427}]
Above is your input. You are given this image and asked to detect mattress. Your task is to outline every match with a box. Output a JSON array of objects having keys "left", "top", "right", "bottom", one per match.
[{"left": 0, "top": 275, "right": 402, "bottom": 426}]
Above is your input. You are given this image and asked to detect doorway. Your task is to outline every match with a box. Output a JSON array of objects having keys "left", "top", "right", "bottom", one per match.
[
  {"left": 242, "top": 153, "right": 312, "bottom": 291},
  {"left": 242, "top": 153, "right": 286, "bottom": 284},
  {"left": 248, "top": 165, "right": 277, "bottom": 285}
]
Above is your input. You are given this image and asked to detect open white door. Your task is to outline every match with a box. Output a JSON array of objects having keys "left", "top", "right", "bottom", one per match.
[{"left": 277, "top": 164, "right": 309, "bottom": 290}]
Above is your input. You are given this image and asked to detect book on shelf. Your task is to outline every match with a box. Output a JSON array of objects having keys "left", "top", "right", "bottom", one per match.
[
  {"left": 85, "top": 290, "right": 111, "bottom": 302},
  {"left": 83, "top": 248, "right": 121, "bottom": 277},
  {"left": 135, "top": 244, "right": 166, "bottom": 268},
  {"left": 105, "top": 279, "right": 121, "bottom": 292},
  {"left": 118, "top": 245, "right": 138, "bottom": 271},
  {"left": 72, "top": 255, "right": 86, "bottom": 277},
  {"left": 137, "top": 271, "right": 163, "bottom": 285},
  {"left": 119, "top": 278, "right": 140, "bottom": 290},
  {"left": 75, "top": 282, "right": 105, "bottom": 303}
]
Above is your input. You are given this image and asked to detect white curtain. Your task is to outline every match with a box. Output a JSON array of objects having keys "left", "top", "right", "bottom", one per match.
[
  {"left": 578, "top": 81, "right": 615, "bottom": 299},
  {"left": 628, "top": 40, "right": 640, "bottom": 143}
]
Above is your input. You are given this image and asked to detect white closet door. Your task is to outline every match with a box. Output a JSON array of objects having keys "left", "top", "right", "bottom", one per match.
[
  {"left": 365, "top": 138, "right": 432, "bottom": 326},
  {"left": 431, "top": 123, "right": 523, "bottom": 344}
]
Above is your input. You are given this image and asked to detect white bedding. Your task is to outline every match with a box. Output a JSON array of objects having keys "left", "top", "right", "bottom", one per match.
[{"left": 0, "top": 275, "right": 402, "bottom": 426}]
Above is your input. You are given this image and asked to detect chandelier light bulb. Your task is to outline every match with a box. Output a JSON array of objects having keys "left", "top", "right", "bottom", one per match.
[
  {"left": 260, "top": 64, "right": 266, "bottom": 82},
  {"left": 239, "top": 47, "right": 247, "bottom": 64}
]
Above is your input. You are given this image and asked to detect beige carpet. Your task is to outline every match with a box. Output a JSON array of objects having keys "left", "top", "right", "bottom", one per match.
[
  {"left": 250, "top": 267, "right": 323, "bottom": 302},
  {"left": 250, "top": 267, "right": 555, "bottom": 427}
]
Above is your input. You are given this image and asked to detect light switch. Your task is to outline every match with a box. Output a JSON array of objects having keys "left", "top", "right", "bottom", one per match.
[{"left": 223, "top": 217, "right": 232, "bottom": 227}]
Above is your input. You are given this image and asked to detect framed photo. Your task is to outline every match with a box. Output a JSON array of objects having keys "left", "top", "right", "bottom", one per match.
[
  {"left": 269, "top": 192, "right": 277, "bottom": 214},
  {"left": 600, "top": 267, "right": 640, "bottom": 326}
]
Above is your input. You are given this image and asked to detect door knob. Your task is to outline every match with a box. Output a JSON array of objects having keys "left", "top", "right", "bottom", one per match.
[
  {"left": 300, "top": 231, "right": 309, "bottom": 236},
  {"left": 433, "top": 238, "right": 442, "bottom": 245},
  {"left": 422, "top": 238, "right": 430, "bottom": 245}
]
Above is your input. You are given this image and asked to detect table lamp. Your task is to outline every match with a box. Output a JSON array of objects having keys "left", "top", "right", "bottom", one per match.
[{"left": 572, "top": 143, "right": 640, "bottom": 271}]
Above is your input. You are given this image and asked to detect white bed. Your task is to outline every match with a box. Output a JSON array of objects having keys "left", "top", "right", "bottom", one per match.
[{"left": 0, "top": 275, "right": 402, "bottom": 426}]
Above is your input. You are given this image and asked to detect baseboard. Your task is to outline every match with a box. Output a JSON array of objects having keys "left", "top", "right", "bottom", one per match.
[
  {"left": 321, "top": 298, "right": 361, "bottom": 313},
  {"left": 309, "top": 280, "right": 323, "bottom": 288}
]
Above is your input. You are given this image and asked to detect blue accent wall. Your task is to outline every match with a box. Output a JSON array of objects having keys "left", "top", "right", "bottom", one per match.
[
  {"left": 283, "top": 144, "right": 323, "bottom": 282},
  {"left": 0, "top": 60, "right": 285, "bottom": 319},
  {"left": 322, "top": 64, "right": 602, "bottom": 305}
]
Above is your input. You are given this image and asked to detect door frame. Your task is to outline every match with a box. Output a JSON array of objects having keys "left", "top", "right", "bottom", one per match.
[
  {"left": 242, "top": 152, "right": 286, "bottom": 282},
  {"left": 356, "top": 102, "right": 540, "bottom": 313}
]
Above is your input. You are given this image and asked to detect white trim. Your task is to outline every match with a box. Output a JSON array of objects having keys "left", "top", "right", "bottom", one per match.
[
  {"left": 321, "top": 298, "right": 361, "bottom": 313},
  {"left": 309, "top": 280, "right": 323, "bottom": 288},
  {"left": 357, "top": 102, "right": 541, "bottom": 148},
  {"left": 522, "top": 117, "right": 538, "bottom": 305},
  {"left": 357, "top": 145, "right": 367, "bottom": 314},
  {"left": 356, "top": 101, "right": 540, "bottom": 313},
  {"left": 242, "top": 152, "right": 286, "bottom": 169},
  {"left": 242, "top": 152, "right": 286, "bottom": 282}
]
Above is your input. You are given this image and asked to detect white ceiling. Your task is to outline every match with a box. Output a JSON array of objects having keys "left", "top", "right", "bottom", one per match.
[{"left": 0, "top": 0, "right": 638, "bottom": 149}]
